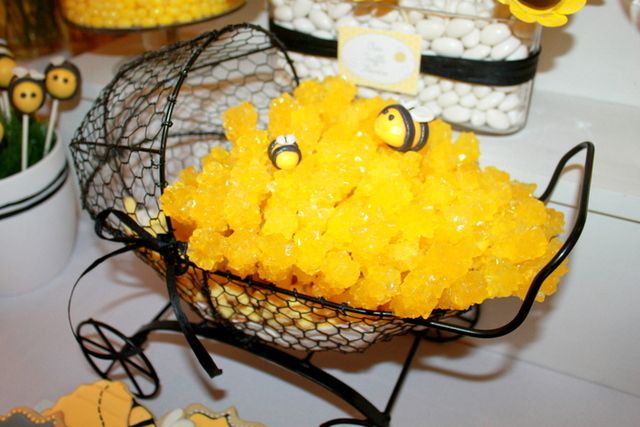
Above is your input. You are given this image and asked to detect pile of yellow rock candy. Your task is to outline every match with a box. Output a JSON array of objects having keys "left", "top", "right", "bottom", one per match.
[{"left": 160, "top": 77, "right": 567, "bottom": 319}]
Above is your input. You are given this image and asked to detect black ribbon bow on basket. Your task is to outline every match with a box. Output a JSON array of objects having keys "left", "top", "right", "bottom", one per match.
[{"left": 68, "top": 208, "right": 223, "bottom": 379}]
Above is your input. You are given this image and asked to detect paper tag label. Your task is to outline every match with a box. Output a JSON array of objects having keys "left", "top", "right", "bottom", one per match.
[{"left": 338, "top": 26, "right": 421, "bottom": 95}]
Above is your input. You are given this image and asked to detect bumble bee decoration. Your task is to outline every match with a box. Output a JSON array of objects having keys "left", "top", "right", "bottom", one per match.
[
  {"left": 44, "top": 56, "right": 81, "bottom": 101},
  {"left": 8, "top": 68, "right": 46, "bottom": 115},
  {"left": 268, "top": 134, "right": 301, "bottom": 170},
  {"left": 8, "top": 68, "right": 46, "bottom": 170},
  {"left": 43, "top": 57, "right": 82, "bottom": 154},
  {"left": 373, "top": 104, "right": 435, "bottom": 152},
  {"left": 42, "top": 380, "right": 156, "bottom": 427},
  {"left": 0, "top": 39, "right": 16, "bottom": 119}
]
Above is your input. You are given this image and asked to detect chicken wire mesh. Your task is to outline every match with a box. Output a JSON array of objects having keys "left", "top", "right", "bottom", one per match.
[{"left": 70, "top": 23, "right": 460, "bottom": 354}]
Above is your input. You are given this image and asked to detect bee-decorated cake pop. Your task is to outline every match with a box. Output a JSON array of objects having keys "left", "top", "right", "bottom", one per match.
[
  {"left": 0, "top": 40, "right": 15, "bottom": 87},
  {"left": 268, "top": 134, "right": 301, "bottom": 170},
  {"left": 44, "top": 56, "right": 81, "bottom": 101},
  {"left": 0, "top": 39, "right": 16, "bottom": 119},
  {"left": 8, "top": 68, "right": 46, "bottom": 170},
  {"left": 9, "top": 68, "right": 46, "bottom": 115},
  {"left": 43, "top": 57, "right": 81, "bottom": 154},
  {"left": 373, "top": 104, "right": 435, "bottom": 152}
]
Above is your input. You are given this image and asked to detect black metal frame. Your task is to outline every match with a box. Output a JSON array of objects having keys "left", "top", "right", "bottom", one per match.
[
  {"left": 76, "top": 302, "right": 472, "bottom": 426},
  {"left": 74, "top": 142, "right": 594, "bottom": 427}
]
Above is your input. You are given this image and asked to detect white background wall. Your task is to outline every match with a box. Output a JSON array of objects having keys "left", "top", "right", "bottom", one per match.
[{"left": 535, "top": 0, "right": 640, "bottom": 106}]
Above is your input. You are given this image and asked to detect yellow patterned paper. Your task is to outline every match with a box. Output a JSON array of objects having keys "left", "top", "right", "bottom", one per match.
[{"left": 338, "top": 26, "right": 421, "bottom": 95}]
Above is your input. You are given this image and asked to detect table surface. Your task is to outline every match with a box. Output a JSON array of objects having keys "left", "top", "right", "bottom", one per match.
[{"left": 1, "top": 213, "right": 639, "bottom": 427}]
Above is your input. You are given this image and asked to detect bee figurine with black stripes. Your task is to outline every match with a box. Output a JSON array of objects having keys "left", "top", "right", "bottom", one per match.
[
  {"left": 268, "top": 134, "right": 301, "bottom": 170},
  {"left": 373, "top": 104, "right": 435, "bottom": 152}
]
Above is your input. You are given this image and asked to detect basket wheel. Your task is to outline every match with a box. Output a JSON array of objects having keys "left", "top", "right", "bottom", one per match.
[
  {"left": 76, "top": 319, "right": 159, "bottom": 398},
  {"left": 420, "top": 305, "right": 481, "bottom": 342}
]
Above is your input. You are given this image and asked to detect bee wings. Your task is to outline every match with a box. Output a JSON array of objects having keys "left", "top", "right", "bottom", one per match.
[
  {"left": 275, "top": 134, "right": 297, "bottom": 145},
  {"left": 409, "top": 106, "right": 436, "bottom": 123}
]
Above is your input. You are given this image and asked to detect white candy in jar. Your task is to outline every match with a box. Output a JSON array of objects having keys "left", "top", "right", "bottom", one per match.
[
  {"left": 271, "top": 0, "right": 529, "bottom": 62},
  {"left": 476, "top": 91, "right": 506, "bottom": 111},
  {"left": 309, "top": 9, "right": 333, "bottom": 31},
  {"left": 274, "top": 5, "right": 294, "bottom": 22},
  {"left": 437, "top": 91, "right": 460, "bottom": 108},
  {"left": 416, "top": 19, "right": 446, "bottom": 40},
  {"left": 292, "top": 0, "right": 313, "bottom": 18},
  {"left": 432, "top": 37, "right": 464, "bottom": 57},
  {"left": 445, "top": 18, "right": 475, "bottom": 38},
  {"left": 462, "top": 44, "right": 491, "bottom": 59},
  {"left": 271, "top": 1, "right": 533, "bottom": 133},
  {"left": 443, "top": 105, "right": 472, "bottom": 123},
  {"left": 454, "top": 82, "right": 472, "bottom": 95},
  {"left": 498, "top": 93, "right": 520, "bottom": 112},
  {"left": 459, "top": 93, "right": 478, "bottom": 108},
  {"left": 406, "top": 76, "right": 525, "bottom": 131},
  {"left": 490, "top": 36, "right": 521, "bottom": 60},
  {"left": 479, "top": 23, "right": 511, "bottom": 46},
  {"left": 419, "top": 84, "right": 441, "bottom": 102},
  {"left": 461, "top": 28, "right": 480, "bottom": 49},
  {"left": 470, "top": 110, "right": 486, "bottom": 127},
  {"left": 293, "top": 17, "right": 314, "bottom": 33},
  {"left": 328, "top": 2, "right": 352, "bottom": 20},
  {"left": 486, "top": 108, "right": 510, "bottom": 130}
]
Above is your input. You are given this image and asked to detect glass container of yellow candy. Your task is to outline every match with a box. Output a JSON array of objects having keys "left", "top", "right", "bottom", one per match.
[{"left": 60, "top": 0, "right": 245, "bottom": 30}]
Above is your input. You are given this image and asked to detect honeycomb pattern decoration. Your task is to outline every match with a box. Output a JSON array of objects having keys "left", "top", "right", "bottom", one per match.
[{"left": 70, "top": 24, "right": 455, "bottom": 353}]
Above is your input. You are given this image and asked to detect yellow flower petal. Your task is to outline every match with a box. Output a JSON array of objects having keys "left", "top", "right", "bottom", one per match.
[
  {"left": 510, "top": 3, "right": 539, "bottom": 23},
  {"left": 555, "top": 0, "right": 587, "bottom": 15},
  {"left": 538, "top": 12, "right": 569, "bottom": 26},
  {"left": 500, "top": 0, "right": 586, "bottom": 27}
]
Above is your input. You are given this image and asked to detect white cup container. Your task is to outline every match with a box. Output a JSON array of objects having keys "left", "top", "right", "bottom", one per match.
[{"left": 0, "top": 140, "right": 78, "bottom": 296}]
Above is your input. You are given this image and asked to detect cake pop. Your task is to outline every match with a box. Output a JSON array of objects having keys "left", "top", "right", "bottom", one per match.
[
  {"left": 0, "top": 40, "right": 16, "bottom": 119},
  {"left": 43, "top": 57, "right": 81, "bottom": 154},
  {"left": 8, "top": 68, "right": 46, "bottom": 170},
  {"left": 44, "top": 56, "right": 81, "bottom": 101}
]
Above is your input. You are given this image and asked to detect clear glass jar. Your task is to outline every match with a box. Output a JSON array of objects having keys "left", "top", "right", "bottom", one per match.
[
  {"left": 60, "top": 0, "right": 246, "bottom": 31},
  {"left": 269, "top": 0, "right": 541, "bottom": 134},
  {"left": 0, "top": 0, "right": 63, "bottom": 59}
]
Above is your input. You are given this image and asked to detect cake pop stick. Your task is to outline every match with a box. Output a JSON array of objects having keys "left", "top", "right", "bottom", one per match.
[
  {"left": 0, "top": 40, "right": 16, "bottom": 120},
  {"left": 43, "top": 57, "right": 81, "bottom": 154},
  {"left": 8, "top": 68, "right": 46, "bottom": 170}
]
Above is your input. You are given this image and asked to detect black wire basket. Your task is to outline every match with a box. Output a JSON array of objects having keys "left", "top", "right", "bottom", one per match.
[{"left": 69, "top": 23, "right": 594, "bottom": 374}]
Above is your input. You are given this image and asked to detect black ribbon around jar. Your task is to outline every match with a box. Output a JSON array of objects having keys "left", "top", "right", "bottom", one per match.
[
  {"left": 270, "top": 21, "right": 540, "bottom": 87},
  {"left": 67, "top": 208, "right": 223, "bottom": 378},
  {"left": 0, "top": 161, "right": 69, "bottom": 221}
]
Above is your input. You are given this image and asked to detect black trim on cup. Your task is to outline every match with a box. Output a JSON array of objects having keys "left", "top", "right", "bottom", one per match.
[{"left": 0, "top": 161, "right": 70, "bottom": 221}]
